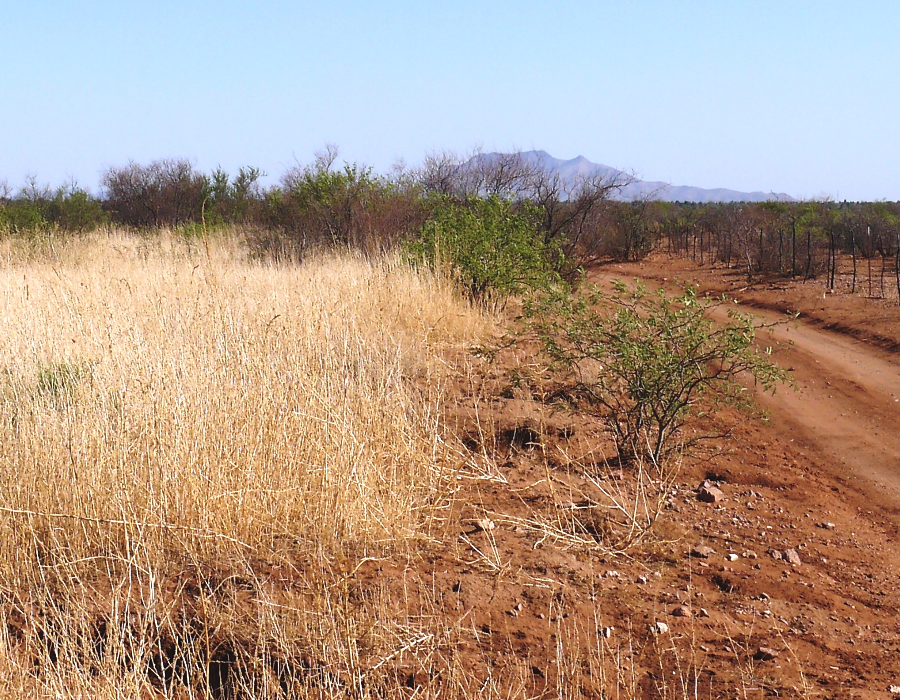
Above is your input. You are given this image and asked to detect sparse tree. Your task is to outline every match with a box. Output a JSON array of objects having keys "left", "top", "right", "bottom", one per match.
[{"left": 102, "top": 159, "right": 207, "bottom": 228}]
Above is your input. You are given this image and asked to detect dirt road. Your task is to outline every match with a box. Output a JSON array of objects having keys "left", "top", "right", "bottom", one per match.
[
  {"left": 739, "top": 303, "right": 900, "bottom": 509},
  {"left": 599, "top": 265, "right": 900, "bottom": 513}
]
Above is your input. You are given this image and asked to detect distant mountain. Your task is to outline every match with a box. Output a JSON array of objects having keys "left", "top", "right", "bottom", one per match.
[{"left": 476, "top": 150, "right": 794, "bottom": 203}]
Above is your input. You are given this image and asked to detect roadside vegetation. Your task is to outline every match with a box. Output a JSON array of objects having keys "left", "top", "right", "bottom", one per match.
[
  {"left": 524, "top": 282, "right": 789, "bottom": 466},
  {"left": 0, "top": 149, "right": 836, "bottom": 698}
]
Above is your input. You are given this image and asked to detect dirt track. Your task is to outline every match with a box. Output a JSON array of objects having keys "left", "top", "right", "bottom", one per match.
[
  {"left": 387, "top": 263, "right": 900, "bottom": 697},
  {"left": 748, "top": 304, "right": 900, "bottom": 510},
  {"left": 602, "top": 262, "right": 900, "bottom": 515}
]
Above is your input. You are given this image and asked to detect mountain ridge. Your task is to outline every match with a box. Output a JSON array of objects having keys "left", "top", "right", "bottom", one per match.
[{"left": 485, "top": 150, "right": 794, "bottom": 203}]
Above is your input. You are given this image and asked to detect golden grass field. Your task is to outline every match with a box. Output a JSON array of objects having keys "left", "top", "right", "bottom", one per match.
[{"left": 0, "top": 232, "right": 492, "bottom": 697}]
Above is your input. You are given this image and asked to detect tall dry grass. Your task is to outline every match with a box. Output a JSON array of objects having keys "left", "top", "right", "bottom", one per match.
[{"left": 0, "top": 231, "right": 491, "bottom": 697}]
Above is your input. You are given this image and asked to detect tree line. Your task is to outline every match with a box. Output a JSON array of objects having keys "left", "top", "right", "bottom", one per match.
[
  {"left": 3, "top": 151, "right": 899, "bottom": 297},
  {"left": 658, "top": 200, "right": 900, "bottom": 299},
  {"left": 0, "top": 149, "right": 655, "bottom": 262}
]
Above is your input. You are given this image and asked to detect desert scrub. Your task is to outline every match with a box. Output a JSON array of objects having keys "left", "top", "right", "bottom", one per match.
[
  {"left": 526, "top": 280, "right": 789, "bottom": 465},
  {"left": 410, "top": 195, "right": 566, "bottom": 304}
]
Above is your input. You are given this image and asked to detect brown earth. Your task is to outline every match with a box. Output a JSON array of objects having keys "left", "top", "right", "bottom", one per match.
[
  {"left": 47, "top": 254, "right": 900, "bottom": 698},
  {"left": 345, "top": 256, "right": 900, "bottom": 698}
]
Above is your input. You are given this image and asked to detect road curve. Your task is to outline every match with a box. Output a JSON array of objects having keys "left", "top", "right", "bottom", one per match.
[
  {"left": 592, "top": 270, "right": 900, "bottom": 510},
  {"left": 734, "top": 302, "right": 900, "bottom": 508}
]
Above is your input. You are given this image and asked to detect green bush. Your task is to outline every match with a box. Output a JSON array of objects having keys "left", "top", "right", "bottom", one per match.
[
  {"left": 412, "top": 196, "right": 566, "bottom": 303},
  {"left": 526, "top": 281, "right": 789, "bottom": 465},
  {"left": 0, "top": 203, "right": 47, "bottom": 234},
  {"left": 259, "top": 152, "right": 425, "bottom": 259},
  {"left": 46, "top": 187, "right": 108, "bottom": 231}
]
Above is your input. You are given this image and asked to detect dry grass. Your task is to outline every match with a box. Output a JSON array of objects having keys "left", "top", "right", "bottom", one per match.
[
  {"left": 0, "top": 231, "right": 491, "bottom": 697},
  {"left": 0, "top": 232, "right": 806, "bottom": 698}
]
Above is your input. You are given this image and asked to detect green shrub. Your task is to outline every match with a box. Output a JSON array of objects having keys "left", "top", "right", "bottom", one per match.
[
  {"left": 46, "top": 187, "right": 108, "bottom": 231},
  {"left": 260, "top": 152, "right": 425, "bottom": 258},
  {"left": 526, "top": 281, "right": 789, "bottom": 465},
  {"left": 0, "top": 203, "right": 47, "bottom": 234},
  {"left": 412, "top": 196, "right": 566, "bottom": 303}
]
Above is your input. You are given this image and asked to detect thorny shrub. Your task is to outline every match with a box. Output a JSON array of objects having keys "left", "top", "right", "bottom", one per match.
[{"left": 525, "top": 280, "right": 790, "bottom": 466}]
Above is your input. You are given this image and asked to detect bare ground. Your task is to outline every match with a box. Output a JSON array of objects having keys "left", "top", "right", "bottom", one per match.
[{"left": 352, "top": 256, "right": 900, "bottom": 697}]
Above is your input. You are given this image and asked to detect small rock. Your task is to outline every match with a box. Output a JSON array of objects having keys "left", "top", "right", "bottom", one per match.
[
  {"left": 727, "top": 553, "right": 740, "bottom": 562},
  {"left": 742, "top": 549, "right": 758, "bottom": 559},
  {"left": 690, "top": 546, "right": 716, "bottom": 559},
  {"left": 698, "top": 486, "right": 725, "bottom": 503},
  {"left": 699, "top": 608, "right": 710, "bottom": 618},
  {"left": 637, "top": 575, "right": 649, "bottom": 584},
  {"left": 888, "top": 685, "right": 900, "bottom": 695},
  {"left": 506, "top": 608, "right": 518, "bottom": 617},
  {"left": 819, "top": 521, "right": 836, "bottom": 530},
  {"left": 753, "top": 647, "right": 780, "bottom": 662},
  {"left": 601, "top": 626, "right": 614, "bottom": 639},
  {"left": 475, "top": 518, "right": 495, "bottom": 532},
  {"left": 783, "top": 548, "right": 802, "bottom": 565},
  {"left": 768, "top": 549, "right": 783, "bottom": 561},
  {"left": 650, "top": 621, "right": 669, "bottom": 635},
  {"left": 673, "top": 605, "right": 692, "bottom": 618}
]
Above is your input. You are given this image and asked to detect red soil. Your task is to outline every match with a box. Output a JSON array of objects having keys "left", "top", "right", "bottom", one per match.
[
  {"left": 360, "top": 255, "right": 900, "bottom": 697},
  {"left": 35, "top": 253, "right": 900, "bottom": 698}
]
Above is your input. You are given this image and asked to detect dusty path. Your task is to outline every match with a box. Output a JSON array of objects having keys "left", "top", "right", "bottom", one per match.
[
  {"left": 596, "top": 266, "right": 900, "bottom": 513},
  {"left": 748, "top": 305, "right": 900, "bottom": 509}
]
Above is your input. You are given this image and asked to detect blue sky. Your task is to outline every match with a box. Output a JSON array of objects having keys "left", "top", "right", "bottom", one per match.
[{"left": 2, "top": 1, "right": 898, "bottom": 200}]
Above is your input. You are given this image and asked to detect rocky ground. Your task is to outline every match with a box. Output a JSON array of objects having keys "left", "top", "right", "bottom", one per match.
[{"left": 347, "top": 256, "right": 900, "bottom": 698}]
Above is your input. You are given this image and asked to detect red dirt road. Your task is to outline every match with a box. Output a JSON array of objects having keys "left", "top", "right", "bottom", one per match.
[
  {"left": 579, "top": 261, "right": 900, "bottom": 693},
  {"left": 750, "top": 305, "right": 900, "bottom": 510},
  {"left": 358, "top": 261, "right": 900, "bottom": 698},
  {"left": 600, "top": 262, "right": 900, "bottom": 513}
]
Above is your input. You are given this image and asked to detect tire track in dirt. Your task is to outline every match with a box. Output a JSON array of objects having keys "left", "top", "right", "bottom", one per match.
[
  {"left": 733, "top": 303, "right": 900, "bottom": 509},
  {"left": 592, "top": 269, "right": 900, "bottom": 511}
]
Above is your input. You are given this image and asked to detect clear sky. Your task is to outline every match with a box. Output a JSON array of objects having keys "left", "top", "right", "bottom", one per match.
[{"left": 2, "top": 1, "right": 898, "bottom": 200}]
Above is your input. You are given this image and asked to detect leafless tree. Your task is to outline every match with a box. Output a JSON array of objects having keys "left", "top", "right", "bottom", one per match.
[
  {"left": 529, "top": 167, "right": 634, "bottom": 255},
  {"left": 416, "top": 148, "right": 634, "bottom": 262},
  {"left": 20, "top": 174, "right": 51, "bottom": 203},
  {"left": 102, "top": 159, "right": 207, "bottom": 228}
]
